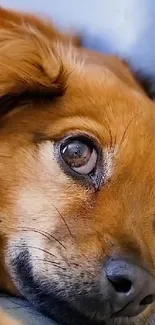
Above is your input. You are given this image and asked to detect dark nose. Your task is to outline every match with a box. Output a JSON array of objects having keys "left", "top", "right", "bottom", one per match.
[{"left": 106, "top": 259, "right": 155, "bottom": 317}]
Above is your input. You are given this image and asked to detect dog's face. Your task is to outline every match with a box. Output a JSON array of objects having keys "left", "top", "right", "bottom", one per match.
[{"left": 1, "top": 7, "right": 155, "bottom": 325}]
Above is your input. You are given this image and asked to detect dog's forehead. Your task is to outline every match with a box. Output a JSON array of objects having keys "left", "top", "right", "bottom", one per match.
[
  {"left": 57, "top": 43, "right": 144, "bottom": 93},
  {"left": 2, "top": 59, "right": 155, "bottom": 148},
  {"left": 1, "top": 37, "right": 155, "bottom": 158}
]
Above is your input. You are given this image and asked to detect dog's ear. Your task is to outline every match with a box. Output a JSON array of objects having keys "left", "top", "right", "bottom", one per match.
[
  {"left": 0, "top": 7, "right": 81, "bottom": 46},
  {"left": 0, "top": 7, "right": 72, "bottom": 115}
]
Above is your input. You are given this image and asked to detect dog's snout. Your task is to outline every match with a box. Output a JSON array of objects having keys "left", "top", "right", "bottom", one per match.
[{"left": 105, "top": 259, "right": 155, "bottom": 317}]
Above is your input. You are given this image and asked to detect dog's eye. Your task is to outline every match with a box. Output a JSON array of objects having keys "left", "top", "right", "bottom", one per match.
[{"left": 60, "top": 139, "right": 97, "bottom": 174}]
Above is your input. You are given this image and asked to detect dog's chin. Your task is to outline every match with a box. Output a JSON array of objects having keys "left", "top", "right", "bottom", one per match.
[{"left": 7, "top": 247, "right": 151, "bottom": 325}]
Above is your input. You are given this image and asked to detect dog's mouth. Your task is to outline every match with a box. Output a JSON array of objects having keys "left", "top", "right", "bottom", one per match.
[{"left": 7, "top": 245, "right": 154, "bottom": 325}]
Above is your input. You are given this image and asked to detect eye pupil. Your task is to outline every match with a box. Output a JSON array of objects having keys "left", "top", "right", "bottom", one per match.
[
  {"left": 61, "top": 140, "right": 92, "bottom": 168},
  {"left": 59, "top": 137, "right": 98, "bottom": 176}
]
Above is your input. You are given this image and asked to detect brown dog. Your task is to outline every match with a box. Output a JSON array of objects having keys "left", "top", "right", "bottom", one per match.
[{"left": 1, "top": 6, "right": 155, "bottom": 325}]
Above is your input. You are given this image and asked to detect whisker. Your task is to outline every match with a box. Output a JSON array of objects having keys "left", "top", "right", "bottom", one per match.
[
  {"left": 87, "top": 97, "right": 115, "bottom": 150},
  {"left": 118, "top": 112, "right": 141, "bottom": 153},
  {"left": 11, "top": 242, "right": 83, "bottom": 269},
  {"left": 32, "top": 258, "right": 67, "bottom": 271},
  {"left": 11, "top": 244, "right": 90, "bottom": 275},
  {"left": 19, "top": 227, "right": 66, "bottom": 250},
  {"left": 52, "top": 205, "right": 74, "bottom": 239},
  {"left": 102, "top": 116, "right": 114, "bottom": 150},
  {"left": 13, "top": 244, "right": 60, "bottom": 260}
]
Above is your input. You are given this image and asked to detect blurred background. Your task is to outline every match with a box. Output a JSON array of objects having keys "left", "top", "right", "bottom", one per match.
[{"left": 1, "top": 0, "right": 155, "bottom": 77}]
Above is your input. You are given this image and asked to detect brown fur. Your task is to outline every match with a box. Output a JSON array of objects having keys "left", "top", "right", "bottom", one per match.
[{"left": 0, "top": 6, "right": 155, "bottom": 325}]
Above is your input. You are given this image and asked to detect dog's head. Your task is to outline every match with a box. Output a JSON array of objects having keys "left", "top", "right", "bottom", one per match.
[{"left": 1, "top": 7, "right": 155, "bottom": 325}]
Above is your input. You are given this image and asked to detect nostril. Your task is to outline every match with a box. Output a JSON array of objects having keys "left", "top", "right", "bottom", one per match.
[
  {"left": 108, "top": 276, "right": 132, "bottom": 293},
  {"left": 140, "top": 295, "right": 155, "bottom": 306},
  {"left": 106, "top": 259, "right": 155, "bottom": 317}
]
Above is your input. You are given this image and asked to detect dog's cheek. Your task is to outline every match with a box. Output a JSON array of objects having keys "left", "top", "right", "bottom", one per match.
[{"left": 1, "top": 141, "right": 97, "bottom": 298}]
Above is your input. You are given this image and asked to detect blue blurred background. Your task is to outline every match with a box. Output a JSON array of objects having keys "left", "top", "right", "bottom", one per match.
[{"left": 1, "top": 0, "right": 155, "bottom": 76}]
